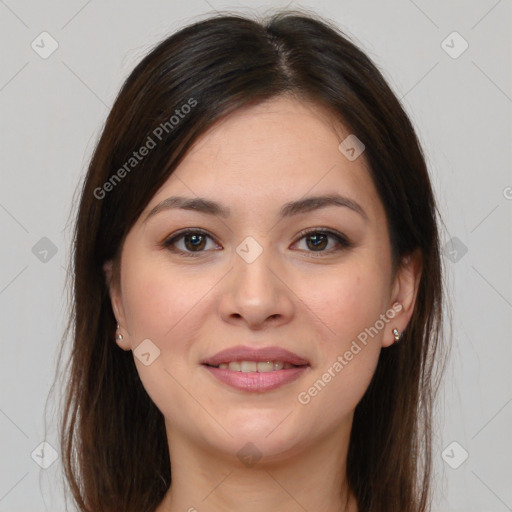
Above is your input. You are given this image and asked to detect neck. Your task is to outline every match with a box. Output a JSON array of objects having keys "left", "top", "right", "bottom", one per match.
[{"left": 155, "top": 417, "right": 359, "bottom": 512}]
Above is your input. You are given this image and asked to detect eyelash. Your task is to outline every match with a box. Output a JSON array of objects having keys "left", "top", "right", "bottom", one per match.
[{"left": 161, "top": 227, "right": 352, "bottom": 258}]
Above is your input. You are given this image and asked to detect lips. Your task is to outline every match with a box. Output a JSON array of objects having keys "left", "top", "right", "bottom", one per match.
[{"left": 201, "top": 345, "right": 310, "bottom": 367}]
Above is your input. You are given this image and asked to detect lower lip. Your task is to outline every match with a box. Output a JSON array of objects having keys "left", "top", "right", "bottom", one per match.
[{"left": 202, "top": 364, "right": 309, "bottom": 392}]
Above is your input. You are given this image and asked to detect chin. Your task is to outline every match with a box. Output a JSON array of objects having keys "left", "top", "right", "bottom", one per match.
[{"left": 211, "top": 412, "right": 309, "bottom": 455}]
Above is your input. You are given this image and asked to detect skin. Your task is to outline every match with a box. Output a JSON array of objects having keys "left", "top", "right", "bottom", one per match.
[{"left": 104, "top": 94, "right": 422, "bottom": 512}]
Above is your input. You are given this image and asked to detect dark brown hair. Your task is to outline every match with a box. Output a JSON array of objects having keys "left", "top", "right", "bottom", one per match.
[{"left": 55, "top": 8, "right": 448, "bottom": 512}]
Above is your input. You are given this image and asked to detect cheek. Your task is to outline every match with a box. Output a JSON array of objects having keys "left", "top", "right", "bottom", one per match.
[
  {"left": 119, "top": 252, "right": 212, "bottom": 426},
  {"left": 121, "top": 253, "right": 212, "bottom": 343},
  {"left": 293, "top": 262, "right": 388, "bottom": 411},
  {"left": 300, "top": 262, "right": 389, "bottom": 348}
]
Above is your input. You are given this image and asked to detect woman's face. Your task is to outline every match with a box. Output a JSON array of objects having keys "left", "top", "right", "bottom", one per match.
[{"left": 107, "top": 95, "right": 419, "bottom": 463}]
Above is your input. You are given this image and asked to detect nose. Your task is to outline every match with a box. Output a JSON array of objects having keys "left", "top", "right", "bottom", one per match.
[{"left": 218, "top": 242, "right": 295, "bottom": 329}]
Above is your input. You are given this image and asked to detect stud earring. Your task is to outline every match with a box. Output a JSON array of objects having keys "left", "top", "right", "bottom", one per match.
[
  {"left": 392, "top": 328, "right": 400, "bottom": 343},
  {"left": 116, "top": 323, "right": 124, "bottom": 341}
]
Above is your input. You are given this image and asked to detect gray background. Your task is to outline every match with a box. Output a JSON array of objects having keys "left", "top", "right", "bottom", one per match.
[{"left": 0, "top": 1, "right": 511, "bottom": 511}]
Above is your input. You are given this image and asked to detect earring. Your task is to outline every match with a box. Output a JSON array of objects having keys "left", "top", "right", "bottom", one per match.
[
  {"left": 392, "top": 328, "right": 400, "bottom": 343},
  {"left": 116, "top": 323, "right": 124, "bottom": 341}
]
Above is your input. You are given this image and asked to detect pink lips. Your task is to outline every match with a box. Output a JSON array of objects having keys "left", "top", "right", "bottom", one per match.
[
  {"left": 203, "top": 365, "right": 309, "bottom": 392},
  {"left": 201, "top": 345, "right": 310, "bottom": 393},
  {"left": 201, "top": 345, "right": 310, "bottom": 367}
]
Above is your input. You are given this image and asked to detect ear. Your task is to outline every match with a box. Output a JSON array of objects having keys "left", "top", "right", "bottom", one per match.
[
  {"left": 103, "top": 260, "right": 130, "bottom": 351},
  {"left": 382, "top": 248, "right": 423, "bottom": 348}
]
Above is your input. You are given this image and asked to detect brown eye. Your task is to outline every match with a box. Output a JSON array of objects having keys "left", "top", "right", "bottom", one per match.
[
  {"left": 305, "top": 233, "right": 329, "bottom": 251},
  {"left": 182, "top": 233, "right": 207, "bottom": 251},
  {"left": 162, "top": 229, "right": 219, "bottom": 257},
  {"left": 294, "top": 229, "right": 352, "bottom": 255}
]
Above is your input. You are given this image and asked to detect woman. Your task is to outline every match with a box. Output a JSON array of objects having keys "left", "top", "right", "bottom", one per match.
[{"left": 59, "top": 9, "right": 447, "bottom": 512}]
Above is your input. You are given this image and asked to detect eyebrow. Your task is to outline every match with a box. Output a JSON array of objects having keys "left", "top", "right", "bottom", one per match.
[{"left": 143, "top": 193, "right": 368, "bottom": 223}]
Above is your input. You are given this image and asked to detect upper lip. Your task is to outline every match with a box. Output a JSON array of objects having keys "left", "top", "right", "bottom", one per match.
[{"left": 201, "top": 345, "right": 310, "bottom": 367}]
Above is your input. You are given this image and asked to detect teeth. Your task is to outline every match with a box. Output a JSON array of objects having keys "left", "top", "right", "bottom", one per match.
[
  {"left": 240, "top": 361, "right": 257, "bottom": 372},
  {"left": 217, "top": 361, "right": 297, "bottom": 372},
  {"left": 257, "top": 361, "right": 274, "bottom": 372}
]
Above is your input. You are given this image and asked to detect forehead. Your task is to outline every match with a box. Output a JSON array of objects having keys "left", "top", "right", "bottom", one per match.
[{"left": 145, "top": 95, "right": 384, "bottom": 224}]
